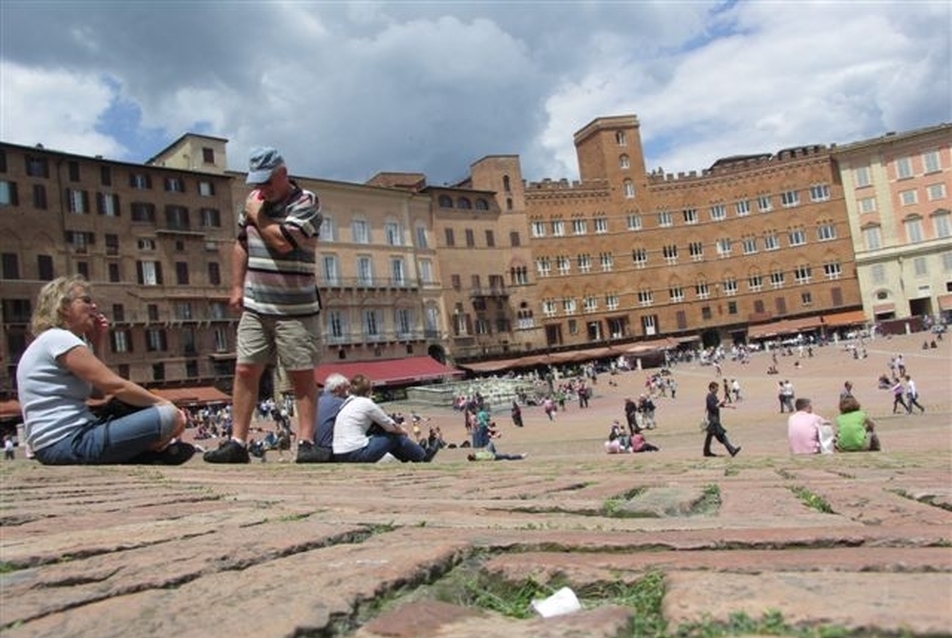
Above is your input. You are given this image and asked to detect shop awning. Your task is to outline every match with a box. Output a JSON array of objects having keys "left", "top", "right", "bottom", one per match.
[
  {"left": 748, "top": 317, "right": 824, "bottom": 339},
  {"left": 152, "top": 386, "right": 231, "bottom": 406},
  {"left": 821, "top": 309, "right": 868, "bottom": 327},
  {"left": 624, "top": 337, "right": 675, "bottom": 354},
  {"left": 873, "top": 303, "right": 895, "bottom": 315},
  {"left": 315, "top": 356, "right": 464, "bottom": 386},
  {"left": 0, "top": 399, "right": 21, "bottom": 420}
]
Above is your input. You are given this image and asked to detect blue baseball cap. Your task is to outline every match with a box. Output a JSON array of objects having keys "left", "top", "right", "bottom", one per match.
[{"left": 246, "top": 147, "right": 284, "bottom": 185}]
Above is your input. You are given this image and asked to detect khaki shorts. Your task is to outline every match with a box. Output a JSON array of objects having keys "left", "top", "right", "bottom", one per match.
[{"left": 236, "top": 312, "right": 321, "bottom": 370}]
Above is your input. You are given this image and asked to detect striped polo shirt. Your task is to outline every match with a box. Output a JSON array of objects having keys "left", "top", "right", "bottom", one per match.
[{"left": 238, "top": 182, "right": 323, "bottom": 317}]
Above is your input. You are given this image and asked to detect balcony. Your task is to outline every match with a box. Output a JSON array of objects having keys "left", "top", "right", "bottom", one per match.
[
  {"left": 324, "top": 329, "right": 427, "bottom": 346},
  {"left": 321, "top": 276, "right": 420, "bottom": 291}
]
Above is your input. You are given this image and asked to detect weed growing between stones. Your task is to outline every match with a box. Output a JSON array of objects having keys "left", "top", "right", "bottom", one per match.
[
  {"left": 603, "top": 486, "right": 649, "bottom": 516},
  {"left": 674, "top": 609, "right": 855, "bottom": 638},
  {"left": 790, "top": 486, "right": 834, "bottom": 514}
]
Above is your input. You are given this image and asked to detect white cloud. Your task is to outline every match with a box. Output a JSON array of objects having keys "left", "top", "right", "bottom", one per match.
[{"left": 0, "top": 61, "right": 127, "bottom": 158}]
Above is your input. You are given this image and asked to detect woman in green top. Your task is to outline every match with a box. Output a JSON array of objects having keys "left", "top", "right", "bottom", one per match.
[{"left": 835, "top": 395, "right": 881, "bottom": 452}]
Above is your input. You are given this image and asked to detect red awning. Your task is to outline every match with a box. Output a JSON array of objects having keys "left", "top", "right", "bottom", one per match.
[
  {"left": 748, "top": 317, "right": 824, "bottom": 339},
  {"left": 822, "top": 309, "right": 868, "bottom": 327},
  {"left": 152, "top": 386, "right": 231, "bottom": 406},
  {"left": 0, "top": 399, "right": 21, "bottom": 420},
  {"left": 315, "top": 356, "right": 463, "bottom": 386}
]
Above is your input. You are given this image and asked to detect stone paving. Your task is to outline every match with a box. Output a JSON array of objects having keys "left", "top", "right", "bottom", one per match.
[{"left": 1, "top": 332, "right": 950, "bottom": 637}]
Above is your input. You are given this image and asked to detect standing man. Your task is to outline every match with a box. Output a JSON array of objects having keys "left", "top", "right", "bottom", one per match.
[
  {"left": 703, "top": 381, "right": 741, "bottom": 457},
  {"left": 204, "top": 148, "right": 324, "bottom": 464}
]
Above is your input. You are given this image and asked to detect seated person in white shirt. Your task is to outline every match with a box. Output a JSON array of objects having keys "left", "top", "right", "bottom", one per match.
[{"left": 332, "top": 374, "right": 437, "bottom": 463}]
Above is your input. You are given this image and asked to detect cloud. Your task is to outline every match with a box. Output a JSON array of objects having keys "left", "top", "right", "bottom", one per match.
[{"left": 1, "top": 1, "right": 949, "bottom": 185}]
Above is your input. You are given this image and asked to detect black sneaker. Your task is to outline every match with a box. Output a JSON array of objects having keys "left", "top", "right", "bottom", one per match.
[
  {"left": 203, "top": 439, "right": 250, "bottom": 464},
  {"left": 127, "top": 441, "right": 196, "bottom": 466},
  {"left": 423, "top": 445, "right": 439, "bottom": 463},
  {"left": 295, "top": 440, "right": 331, "bottom": 463}
]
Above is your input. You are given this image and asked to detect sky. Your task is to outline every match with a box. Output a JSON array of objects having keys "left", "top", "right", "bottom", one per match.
[{"left": 1, "top": 1, "right": 949, "bottom": 187}]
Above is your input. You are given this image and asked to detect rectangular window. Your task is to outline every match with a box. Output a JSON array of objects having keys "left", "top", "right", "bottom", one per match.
[
  {"left": 709, "top": 204, "right": 726, "bottom": 221},
  {"left": 165, "top": 205, "right": 190, "bottom": 230},
  {"left": 788, "top": 229, "right": 806, "bottom": 246},
  {"left": 26, "top": 156, "right": 50, "bottom": 178},
  {"left": 451, "top": 274, "right": 461, "bottom": 290},
  {"left": 669, "top": 287, "right": 684, "bottom": 303},
  {"left": 905, "top": 218, "right": 924, "bottom": 242},
  {"left": 594, "top": 217, "right": 608, "bottom": 234},
  {"left": 67, "top": 161, "right": 80, "bottom": 181},
  {"left": 863, "top": 226, "right": 882, "bottom": 250},
  {"left": 723, "top": 278, "right": 738, "bottom": 296},
  {"left": 770, "top": 270, "right": 785, "bottom": 288},
  {"left": 198, "top": 181, "right": 215, "bottom": 197},
  {"left": 164, "top": 177, "right": 185, "bottom": 192},
  {"left": 137, "top": 260, "right": 162, "bottom": 285},
  {"left": 395, "top": 308, "right": 413, "bottom": 338},
  {"left": 562, "top": 297, "right": 577, "bottom": 314},
  {"left": 577, "top": 254, "right": 592, "bottom": 273},
  {"left": 927, "top": 183, "right": 947, "bottom": 201},
  {"left": 662, "top": 244, "right": 678, "bottom": 265},
  {"left": 794, "top": 265, "right": 812, "bottom": 284},
  {"left": 599, "top": 252, "right": 614, "bottom": 272},
  {"left": 626, "top": 213, "right": 642, "bottom": 230},
  {"left": 632, "top": 248, "right": 647, "bottom": 268},
  {"left": 485, "top": 229, "right": 495, "bottom": 247},
  {"left": 111, "top": 330, "right": 131, "bottom": 354},
  {"left": 757, "top": 195, "right": 773, "bottom": 212},
  {"left": 923, "top": 150, "right": 941, "bottom": 174},
  {"left": 320, "top": 255, "right": 339, "bottom": 286},
  {"left": 0, "top": 181, "right": 18, "bottom": 206},
  {"left": 363, "top": 309, "right": 382, "bottom": 338},
  {"left": 583, "top": 296, "right": 598, "bottom": 312},
  {"left": 716, "top": 238, "right": 732, "bottom": 257},
  {"left": 551, "top": 219, "right": 565, "bottom": 236},
  {"left": 780, "top": 190, "right": 800, "bottom": 207},
  {"left": 464, "top": 228, "right": 475, "bottom": 247},
  {"left": 76, "top": 261, "right": 89, "bottom": 279},
  {"left": 100, "top": 165, "right": 111, "bottom": 186},
  {"left": 104, "top": 233, "right": 119, "bottom": 256},
  {"left": 913, "top": 256, "right": 927, "bottom": 276},
  {"left": 536, "top": 257, "right": 551, "bottom": 277},
  {"left": 97, "top": 192, "right": 119, "bottom": 217},
  {"left": 351, "top": 220, "right": 370, "bottom": 244},
  {"left": 605, "top": 294, "right": 619, "bottom": 311},
  {"left": 657, "top": 211, "right": 673, "bottom": 227},
  {"left": 108, "top": 262, "right": 120, "bottom": 282},
  {"left": 735, "top": 200, "right": 750, "bottom": 217},
  {"left": 817, "top": 223, "right": 836, "bottom": 241},
  {"left": 748, "top": 275, "right": 763, "bottom": 292},
  {"left": 572, "top": 218, "right": 587, "bottom": 235},
  {"left": 854, "top": 166, "right": 871, "bottom": 188},
  {"left": 357, "top": 256, "right": 373, "bottom": 285},
  {"left": 683, "top": 208, "right": 698, "bottom": 224},
  {"left": 414, "top": 226, "right": 428, "bottom": 248},
  {"left": 146, "top": 328, "right": 167, "bottom": 352},
  {"left": 858, "top": 196, "right": 877, "bottom": 214},
  {"left": 823, "top": 262, "right": 842, "bottom": 280},
  {"left": 67, "top": 188, "right": 88, "bottom": 213},
  {"left": 38, "top": 255, "right": 54, "bottom": 280},
  {"left": 418, "top": 259, "right": 432, "bottom": 284},
  {"left": 32, "top": 184, "right": 47, "bottom": 209},
  {"left": 742, "top": 237, "right": 757, "bottom": 254},
  {"left": 131, "top": 202, "right": 156, "bottom": 222},
  {"left": 809, "top": 184, "right": 830, "bottom": 201},
  {"left": 385, "top": 221, "right": 402, "bottom": 246},
  {"left": 696, "top": 282, "right": 710, "bottom": 299},
  {"left": 542, "top": 300, "right": 557, "bottom": 317},
  {"left": 130, "top": 173, "right": 152, "bottom": 190},
  {"left": 899, "top": 189, "right": 918, "bottom": 206},
  {"left": 934, "top": 213, "right": 951, "bottom": 238},
  {"left": 688, "top": 241, "right": 703, "bottom": 261},
  {"left": 208, "top": 262, "right": 221, "bottom": 286},
  {"left": 444, "top": 228, "right": 455, "bottom": 246},
  {"left": 200, "top": 208, "right": 221, "bottom": 227},
  {"left": 531, "top": 220, "right": 546, "bottom": 237},
  {"left": 556, "top": 255, "right": 570, "bottom": 275},
  {"left": 896, "top": 156, "right": 913, "bottom": 179},
  {"left": 390, "top": 258, "right": 406, "bottom": 285},
  {"left": 509, "top": 231, "right": 520, "bottom": 247},
  {"left": 1, "top": 253, "right": 19, "bottom": 279},
  {"left": 637, "top": 290, "right": 653, "bottom": 306},
  {"left": 764, "top": 233, "right": 780, "bottom": 251},
  {"left": 801, "top": 292, "right": 812, "bottom": 307},
  {"left": 175, "top": 262, "right": 189, "bottom": 285}
]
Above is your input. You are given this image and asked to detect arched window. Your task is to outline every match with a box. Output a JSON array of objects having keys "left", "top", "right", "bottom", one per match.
[
  {"left": 457, "top": 197, "right": 472, "bottom": 209},
  {"left": 438, "top": 195, "right": 453, "bottom": 208},
  {"left": 623, "top": 179, "right": 635, "bottom": 199},
  {"left": 619, "top": 154, "right": 630, "bottom": 169},
  {"left": 502, "top": 175, "right": 511, "bottom": 192},
  {"left": 475, "top": 198, "right": 489, "bottom": 210},
  {"left": 615, "top": 131, "right": 627, "bottom": 146}
]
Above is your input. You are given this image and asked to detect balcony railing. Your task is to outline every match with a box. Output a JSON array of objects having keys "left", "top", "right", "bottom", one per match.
[
  {"left": 320, "top": 276, "right": 421, "bottom": 290},
  {"left": 324, "top": 329, "right": 432, "bottom": 345},
  {"left": 469, "top": 285, "right": 509, "bottom": 298}
]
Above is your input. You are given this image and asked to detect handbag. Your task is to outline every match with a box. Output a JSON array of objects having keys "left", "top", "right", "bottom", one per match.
[{"left": 699, "top": 414, "right": 711, "bottom": 431}]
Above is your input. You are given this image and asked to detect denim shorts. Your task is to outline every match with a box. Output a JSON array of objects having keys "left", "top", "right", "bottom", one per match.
[
  {"left": 236, "top": 312, "right": 321, "bottom": 370},
  {"left": 33, "top": 404, "right": 178, "bottom": 465}
]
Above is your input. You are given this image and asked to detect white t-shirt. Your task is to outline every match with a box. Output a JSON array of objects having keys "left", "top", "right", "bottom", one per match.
[
  {"left": 16, "top": 328, "right": 96, "bottom": 452},
  {"left": 332, "top": 396, "right": 395, "bottom": 454}
]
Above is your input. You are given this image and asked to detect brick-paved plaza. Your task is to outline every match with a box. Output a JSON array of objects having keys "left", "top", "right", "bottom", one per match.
[{"left": 1, "top": 331, "right": 949, "bottom": 637}]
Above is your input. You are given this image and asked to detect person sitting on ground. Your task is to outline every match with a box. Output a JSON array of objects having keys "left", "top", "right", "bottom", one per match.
[
  {"left": 467, "top": 440, "right": 526, "bottom": 461},
  {"left": 629, "top": 430, "right": 660, "bottom": 453},
  {"left": 332, "top": 374, "right": 437, "bottom": 463},
  {"left": 312, "top": 372, "right": 351, "bottom": 461},
  {"left": 15, "top": 275, "right": 190, "bottom": 465},
  {"left": 835, "top": 395, "right": 881, "bottom": 452},
  {"left": 787, "top": 397, "right": 833, "bottom": 455},
  {"left": 605, "top": 420, "right": 631, "bottom": 453}
]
